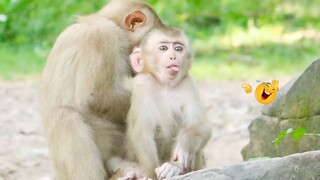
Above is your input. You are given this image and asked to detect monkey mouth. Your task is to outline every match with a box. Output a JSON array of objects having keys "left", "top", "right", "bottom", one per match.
[
  {"left": 261, "top": 89, "right": 272, "bottom": 100},
  {"left": 167, "top": 64, "right": 180, "bottom": 72},
  {"left": 167, "top": 64, "right": 180, "bottom": 80}
]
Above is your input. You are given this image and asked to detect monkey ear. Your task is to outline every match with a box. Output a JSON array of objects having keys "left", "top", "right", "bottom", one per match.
[
  {"left": 124, "top": 10, "right": 147, "bottom": 32},
  {"left": 130, "top": 48, "right": 144, "bottom": 73}
]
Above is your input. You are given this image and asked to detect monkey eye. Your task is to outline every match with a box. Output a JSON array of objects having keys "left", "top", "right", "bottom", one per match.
[
  {"left": 159, "top": 45, "right": 168, "bottom": 51},
  {"left": 174, "top": 46, "right": 183, "bottom": 52}
]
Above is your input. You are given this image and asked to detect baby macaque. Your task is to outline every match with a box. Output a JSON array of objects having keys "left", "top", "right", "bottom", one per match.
[{"left": 127, "top": 27, "right": 212, "bottom": 180}]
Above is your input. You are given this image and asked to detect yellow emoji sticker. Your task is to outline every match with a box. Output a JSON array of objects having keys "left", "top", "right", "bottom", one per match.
[
  {"left": 242, "top": 80, "right": 279, "bottom": 104},
  {"left": 255, "top": 80, "right": 279, "bottom": 104}
]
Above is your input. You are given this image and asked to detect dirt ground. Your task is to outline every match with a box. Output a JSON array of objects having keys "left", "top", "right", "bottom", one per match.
[{"left": 0, "top": 79, "right": 285, "bottom": 180}]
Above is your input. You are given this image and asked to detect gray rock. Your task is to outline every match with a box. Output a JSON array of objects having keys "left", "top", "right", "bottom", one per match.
[
  {"left": 169, "top": 150, "right": 320, "bottom": 180},
  {"left": 263, "top": 59, "right": 320, "bottom": 119},
  {"left": 242, "top": 115, "right": 320, "bottom": 160},
  {"left": 242, "top": 59, "right": 320, "bottom": 160},
  {"left": 261, "top": 76, "right": 298, "bottom": 117}
]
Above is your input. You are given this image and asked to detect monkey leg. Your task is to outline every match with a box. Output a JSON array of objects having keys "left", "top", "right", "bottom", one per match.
[
  {"left": 194, "top": 151, "right": 206, "bottom": 171},
  {"left": 45, "top": 107, "right": 106, "bottom": 180}
]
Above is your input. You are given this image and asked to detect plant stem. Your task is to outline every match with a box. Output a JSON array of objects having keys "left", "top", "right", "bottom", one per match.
[{"left": 304, "top": 133, "right": 320, "bottom": 137}]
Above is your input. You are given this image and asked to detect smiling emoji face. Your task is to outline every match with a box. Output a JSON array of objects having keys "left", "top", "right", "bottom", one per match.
[{"left": 255, "top": 80, "right": 279, "bottom": 104}]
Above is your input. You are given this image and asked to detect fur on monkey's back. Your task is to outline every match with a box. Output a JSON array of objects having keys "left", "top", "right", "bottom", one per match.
[{"left": 41, "top": 15, "right": 131, "bottom": 121}]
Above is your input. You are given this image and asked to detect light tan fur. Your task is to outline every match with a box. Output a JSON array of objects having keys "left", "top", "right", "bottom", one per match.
[
  {"left": 127, "top": 28, "right": 212, "bottom": 179},
  {"left": 40, "top": 0, "right": 163, "bottom": 179}
]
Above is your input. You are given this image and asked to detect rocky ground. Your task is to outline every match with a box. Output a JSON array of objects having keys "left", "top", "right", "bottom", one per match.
[{"left": 0, "top": 79, "right": 289, "bottom": 180}]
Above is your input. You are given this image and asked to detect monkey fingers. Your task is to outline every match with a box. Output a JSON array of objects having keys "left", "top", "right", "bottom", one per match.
[
  {"left": 138, "top": 178, "right": 153, "bottom": 180},
  {"left": 116, "top": 170, "right": 137, "bottom": 180},
  {"left": 155, "top": 162, "right": 181, "bottom": 180},
  {"left": 117, "top": 169, "right": 151, "bottom": 180},
  {"left": 173, "top": 147, "right": 194, "bottom": 173}
]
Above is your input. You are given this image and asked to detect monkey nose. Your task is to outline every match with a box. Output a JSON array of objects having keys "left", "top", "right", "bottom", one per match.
[{"left": 170, "top": 57, "right": 176, "bottom": 60}]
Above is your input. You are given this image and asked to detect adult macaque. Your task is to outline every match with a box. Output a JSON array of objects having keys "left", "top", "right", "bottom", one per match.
[
  {"left": 127, "top": 27, "right": 212, "bottom": 179},
  {"left": 40, "top": 0, "right": 163, "bottom": 179}
]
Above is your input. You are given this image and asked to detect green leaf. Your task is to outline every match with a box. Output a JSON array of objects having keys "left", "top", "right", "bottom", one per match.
[
  {"left": 273, "top": 128, "right": 307, "bottom": 147},
  {"left": 291, "top": 128, "right": 306, "bottom": 141},
  {"left": 273, "top": 131, "right": 286, "bottom": 146}
]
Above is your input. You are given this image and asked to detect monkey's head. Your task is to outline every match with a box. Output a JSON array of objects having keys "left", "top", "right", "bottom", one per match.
[
  {"left": 100, "top": 0, "right": 163, "bottom": 47},
  {"left": 130, "top": 27, "right": 192, "bottom": 86}
]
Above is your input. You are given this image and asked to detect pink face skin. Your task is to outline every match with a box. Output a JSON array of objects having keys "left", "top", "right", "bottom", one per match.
[
  {"left": 155, "top": 40, "right": 185, "bottom": 80},
  {"left": 130, "top": 31, "right": 190, "bottom": 85}
]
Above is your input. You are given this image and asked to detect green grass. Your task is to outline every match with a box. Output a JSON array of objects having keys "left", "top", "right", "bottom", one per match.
[
  {"left": 191, "top": 26, "right": 320, "bottom": 80},
  {"left": 1, "top": 26, "right": 319, "bottom": 81},
  {"left": 191, "top": 42, "right": 319, "bottom": 80},
  {"left": 191, "top": 54, "right": 317, "bottom": 81},
  {"left": 0, "top": 43, "right": 47, "bottom": 80}
]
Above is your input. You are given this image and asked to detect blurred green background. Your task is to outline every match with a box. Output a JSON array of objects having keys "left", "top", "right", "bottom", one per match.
[{"left": 0, "top": 0, "right": 319, "bottom": 81}]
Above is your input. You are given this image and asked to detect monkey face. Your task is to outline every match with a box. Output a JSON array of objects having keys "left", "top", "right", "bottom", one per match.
[
  {"left": 130, "top": 28, "right": 192, "bottom": 86},
  {"left": 156, "top": 41, "right": 186, "bottom": 80},
  {"left": 145, "top": 32, "right": 191, "bottom": 84}
]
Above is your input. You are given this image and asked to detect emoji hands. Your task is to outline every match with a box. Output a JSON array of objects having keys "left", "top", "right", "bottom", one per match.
[
  {"left": 271, "top": 80, "right": 279, "bottom": 92},
  {"left": 241, "top": 83, "right": 252, "bottom": 94}
]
